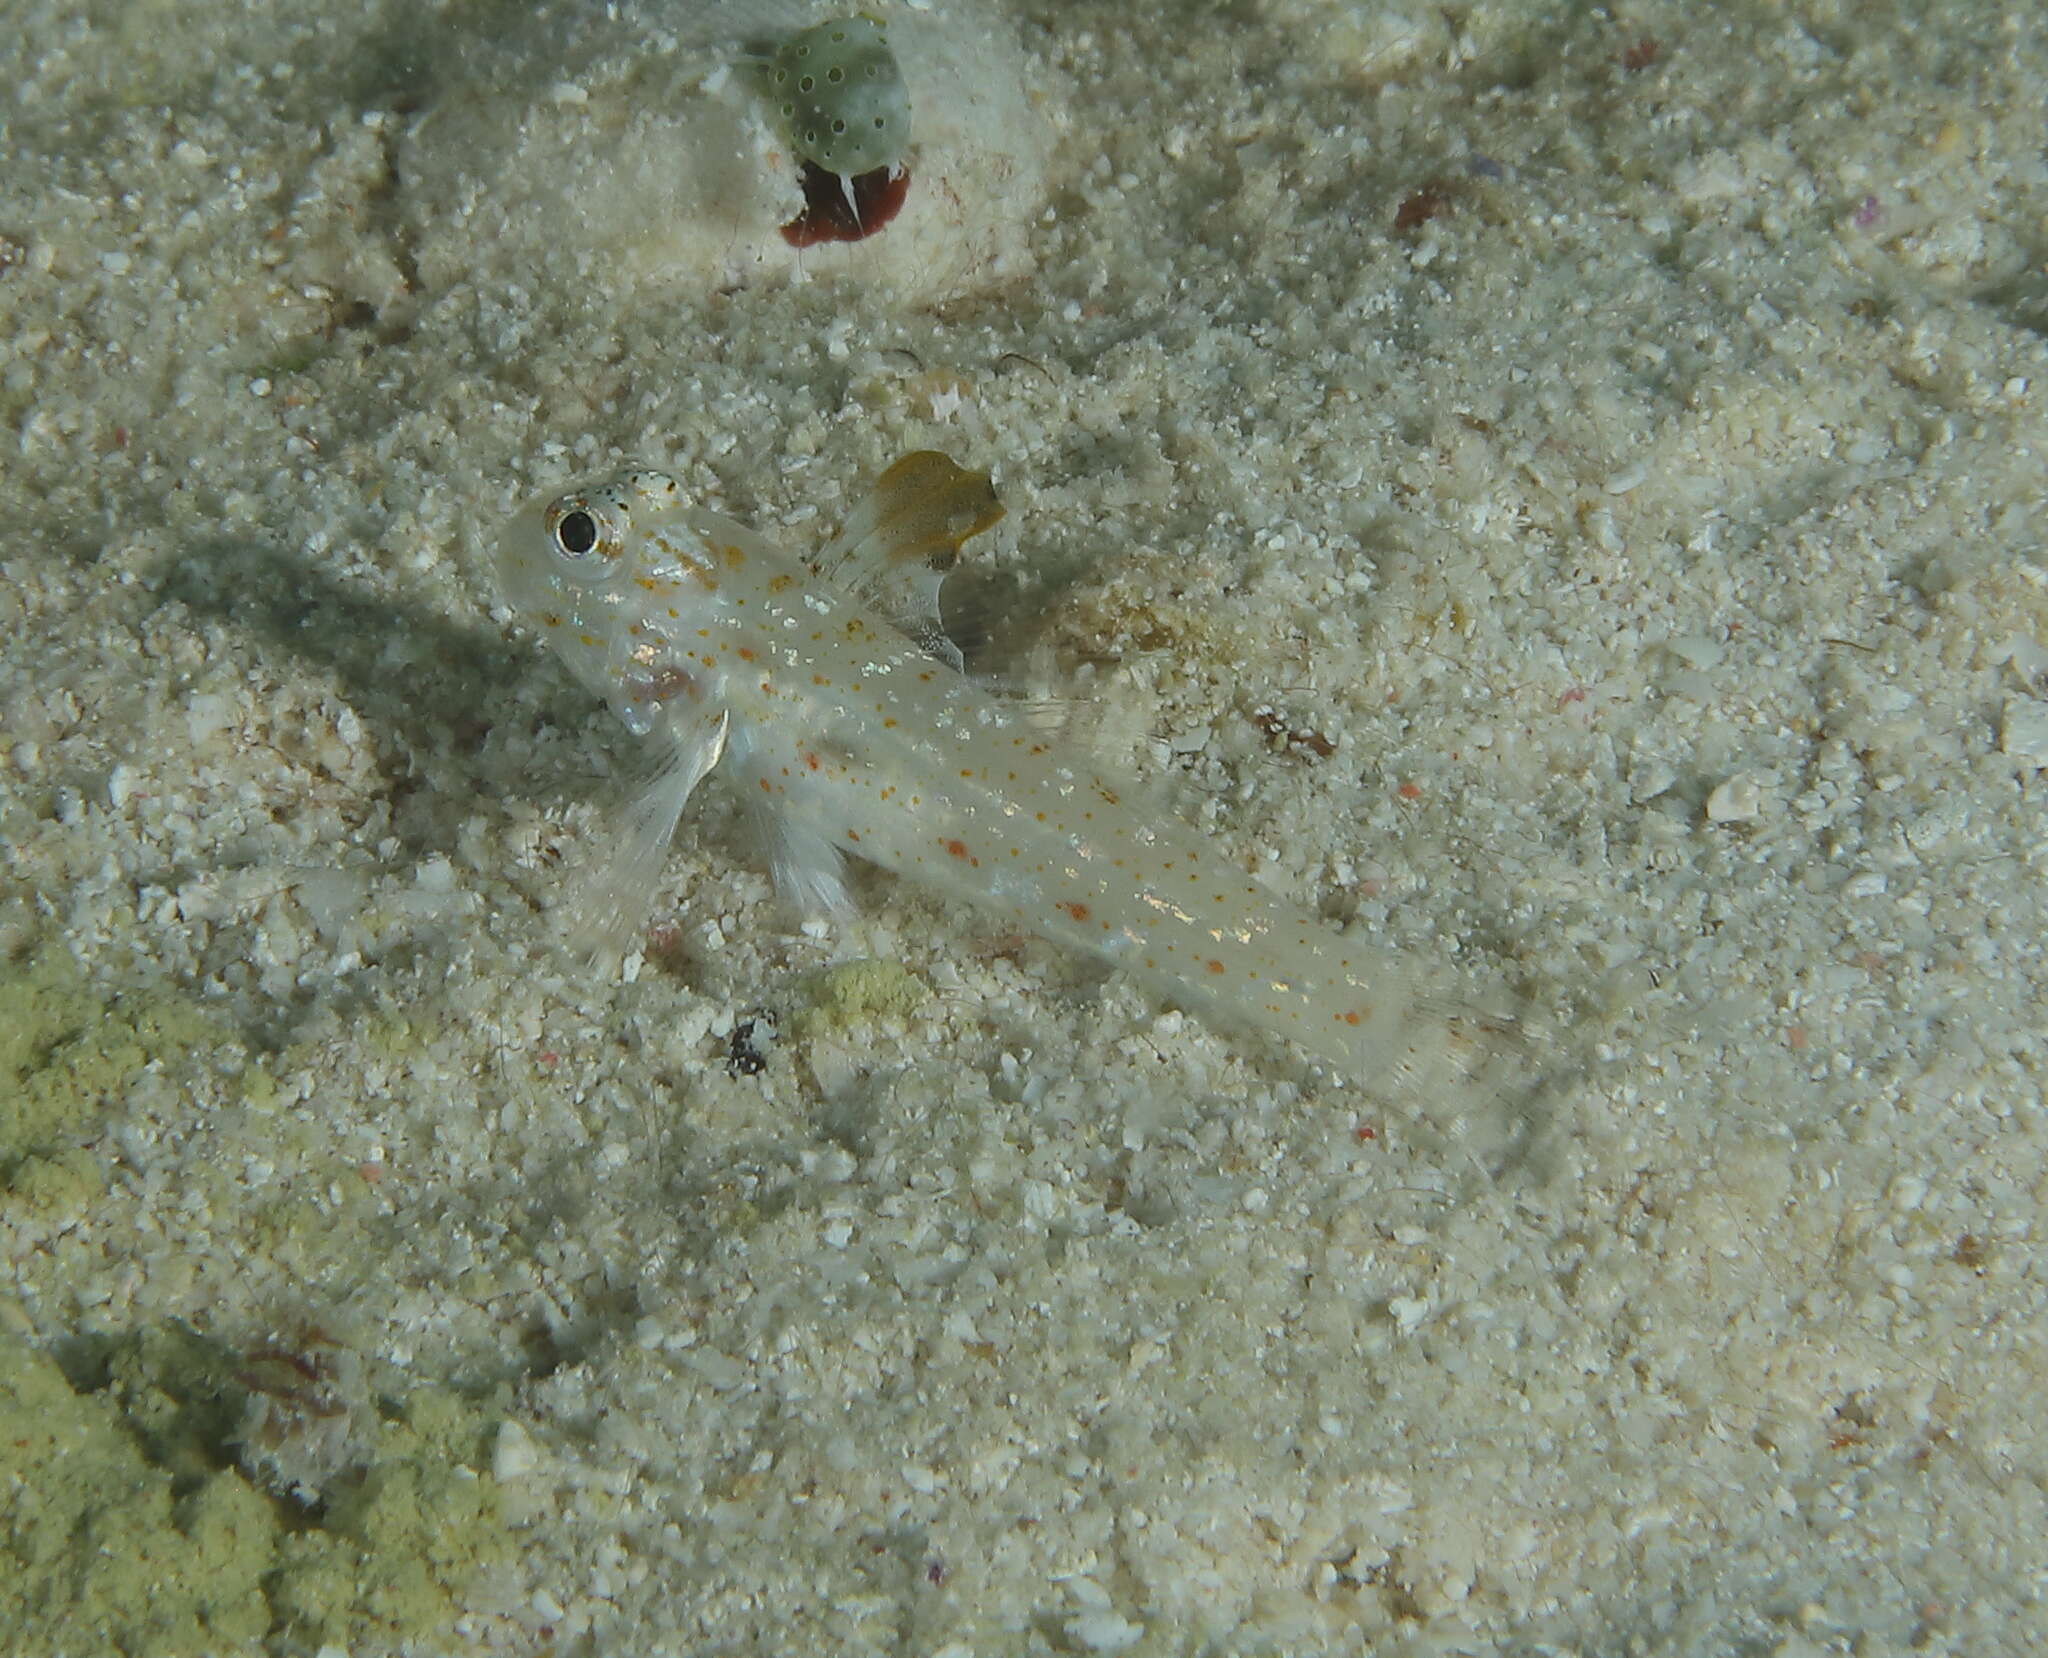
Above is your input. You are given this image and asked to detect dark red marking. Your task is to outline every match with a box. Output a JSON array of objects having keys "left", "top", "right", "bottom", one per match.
[
  {"left": 1393, "top": 183, "right": 1453, "bottom": 232},
  {"left": 782, "top": 162, "right": 912, "bottom": 247}
]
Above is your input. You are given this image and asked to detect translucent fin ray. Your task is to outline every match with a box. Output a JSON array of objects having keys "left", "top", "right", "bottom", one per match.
[
  {"left": 813, "top": 451, "right": 1005, "bottom": 670},
  {"left": 566, "top": 709, "right": 730, "bottom": 963}
]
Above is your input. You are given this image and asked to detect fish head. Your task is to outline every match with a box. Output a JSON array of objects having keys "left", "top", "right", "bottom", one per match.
[
  {"left": 497, "top": 470, "right": 687, "bottom": 610},
  {"left": 497, "top": 468, "right": 689, "bottom": 708}
]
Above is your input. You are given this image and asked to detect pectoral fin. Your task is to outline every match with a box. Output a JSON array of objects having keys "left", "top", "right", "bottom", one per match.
[{"left": 569, "top": 709, "right": 730, "bottom": 963}]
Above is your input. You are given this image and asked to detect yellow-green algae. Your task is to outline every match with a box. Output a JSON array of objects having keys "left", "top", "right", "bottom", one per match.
[
  {"left": 0, "top": 1327, "right": 510, "bottom": 1655},
  {"left": 267, "top": 1386, "right": 507, "bottom": 1651},
  {"left": 5, "top": 1142, "right": 106, "bottom": 1221},
  {"left": 0, "top": 947, "right": 188, "bottom": 1151},
  {"left": 791, "top": 957, "right": 931, "bottom": 1042},
  {"left": 0, "top": 1335, "right": 271, "bottom": 1655},
  {"left": 0, "top": 946, "right": 239, "bottom": 1199}
]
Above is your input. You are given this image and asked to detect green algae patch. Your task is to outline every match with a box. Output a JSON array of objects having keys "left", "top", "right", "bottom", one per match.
[
  {"left": 0, "top": 947, "right": 113, "bottom": 1162},
  {"left": 0, "top": 1336, "right": 275, "bottom": 1656},
  {"left": 102, "top": 1321, "right": 249, "bottom": 1487},
  {"left": 4, "top": 1143, "right": 106, "bottom": 1221},
  {"left": 792, "top": 958, "right": 932, "bottom": 1042},
  {"left": 268, "top": 1387, "right": 510, "bottom": 1651},
  {"left": 240, "top": 1060, "right": 281, "bottom": 1111},
  {"left": 0, "top": 947, "right": 233, "bottom": 1170},
  {"left": 3, "top": 1328, "right": 512, "bottom": 1655}
]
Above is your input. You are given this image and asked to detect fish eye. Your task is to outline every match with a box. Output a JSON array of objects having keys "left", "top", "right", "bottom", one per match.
[{"left": 554, "top": 509, "right": 599, "bottom": 558}]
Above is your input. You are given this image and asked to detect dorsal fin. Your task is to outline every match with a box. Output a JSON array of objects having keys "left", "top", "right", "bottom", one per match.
[{"left": 814, "top": 451, "right": 1005, "bottom": 670}]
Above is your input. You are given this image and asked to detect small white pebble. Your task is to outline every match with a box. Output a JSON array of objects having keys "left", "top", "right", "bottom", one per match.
[
  {"left": 1705, "top": 775, "right": 1763, "bottom": 822},
  {"left": 2000, "top": 697, "right": 2048, "bottom": 766},
  {"left": 1630, "top": 758, "right": 1677, "bottom": 803},
  {"left": 1666, "top": 633, "right": 1724, "bottom": 671},
  {"left": 2004, "top": 632, "right": 2048, "bottom": 678},
  {"left": 1904, "top": 799, "right": 1964, "bottom": 851},
  {"left": 1067, "top": 1611, "right": 1144, "bottom": 1652},
  {"left": 1604, "top": 461, "right": 1648, "bottom": 494},
  {"left": 1389, "top": 1294, "right": 1430, "bottom": 1333},
  {"left": 493, "top": 1418, "right": 540, "bottom": 1480}
]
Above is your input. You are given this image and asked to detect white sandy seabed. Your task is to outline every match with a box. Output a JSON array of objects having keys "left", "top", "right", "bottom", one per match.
[{"left": 3, "top": 0, "right": 2046, "bottom": 1651}]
